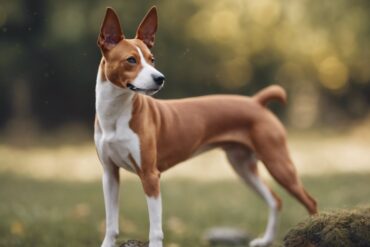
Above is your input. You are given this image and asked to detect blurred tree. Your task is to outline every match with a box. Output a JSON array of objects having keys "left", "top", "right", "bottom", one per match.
[{"left": 0, "top": 0, "right": 369, "bottom": 133}]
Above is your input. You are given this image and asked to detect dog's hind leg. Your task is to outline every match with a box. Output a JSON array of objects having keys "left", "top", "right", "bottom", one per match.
[
  {"left": 224, "top": 144, "right": 281, "bottom": 247},
  {"left": 261, "top": 154, "right": 317, "bottom": 215},
  {"left": 252, "top": 128, "right": 318, "bottom": 215}
]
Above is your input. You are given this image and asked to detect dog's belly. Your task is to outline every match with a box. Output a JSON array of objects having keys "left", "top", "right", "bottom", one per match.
[{"left": 157, "top": 128, "right": 255, "bottom": 172}]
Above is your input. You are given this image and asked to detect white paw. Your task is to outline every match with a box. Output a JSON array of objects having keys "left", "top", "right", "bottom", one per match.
[
  {"left": 249, "top": 237, "right": 273, "bottom": 247},
  {"left": 101, "top": 238, "right": 116, "bottom": 247},
  {"left": 148, "top": 240, "right": 163, "bottom": 247}
]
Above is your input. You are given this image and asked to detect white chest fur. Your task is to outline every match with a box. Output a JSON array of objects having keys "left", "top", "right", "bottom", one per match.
[{"left": 94, "top": 70, "right": 141, "bottom": 173}]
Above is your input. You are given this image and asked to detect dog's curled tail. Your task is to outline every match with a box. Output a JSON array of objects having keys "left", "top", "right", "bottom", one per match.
[{"left": 253, "top": 85, "right": 287, "bottom": 106}]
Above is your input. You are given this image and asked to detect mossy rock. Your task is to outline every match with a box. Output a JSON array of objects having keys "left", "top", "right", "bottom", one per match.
[
  {"left": 119, "top": 240, "right": 148, "bottom": 247},
  {"left": 284, "top": 207, "right": 370, "bottom": 247}
]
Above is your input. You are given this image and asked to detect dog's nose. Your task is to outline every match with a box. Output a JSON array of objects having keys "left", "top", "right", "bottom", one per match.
[{"left": 152, "top": 74, "right": 165, "bottom": 86}]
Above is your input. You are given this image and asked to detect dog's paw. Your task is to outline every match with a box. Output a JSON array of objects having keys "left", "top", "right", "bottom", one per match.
[
  {"left": 101, "top": 237, "right": 118, "bottom": 247},
  {"left": 249, "top": 237, "right": 273, "bottom": 247},
  {"left": 148, "top": 240, "right": 163, "bottom": 247},
  {"left": 101, "top": 241, "right": 116, "bottom": 247}
]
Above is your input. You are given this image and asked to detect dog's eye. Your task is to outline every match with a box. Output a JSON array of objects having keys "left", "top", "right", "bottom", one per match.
[
  {"left": 151, "top": 57, "right": 155, "bottom": 64},
  {"left": 127, "top": 56, "right": 137, "bottom": 64}
]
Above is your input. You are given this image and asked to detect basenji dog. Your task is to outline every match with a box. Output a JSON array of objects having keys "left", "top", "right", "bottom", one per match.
[{"left": 95, "top": 6, "right": 317, "bottom": 247}]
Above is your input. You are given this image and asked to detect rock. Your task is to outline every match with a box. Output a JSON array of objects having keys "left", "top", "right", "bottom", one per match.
[
  {"left": 284, "top": 207, "right": 370, "bottom": 247},
  {"left": 119, "top": 240, "right": 149, "bottom": 247},
  {"left": 204, "top": 227, "right": 250, "bottom": 246}
]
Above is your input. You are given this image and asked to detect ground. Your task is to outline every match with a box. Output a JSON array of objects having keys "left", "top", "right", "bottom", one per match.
[
  {"left": 0, "top": 130, "right": 369, "bottom": 246},
  {"left": 0, "top": 172, "right": 369, "bottom": 247}
]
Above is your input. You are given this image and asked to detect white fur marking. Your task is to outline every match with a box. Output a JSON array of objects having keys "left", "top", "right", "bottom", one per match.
[
  {"left": 246, "top": 173, "right": 278, "bottom": 247},
  {"left": 95, "top": 64, "right": 144, "bottom": 247},
  {"left": 101, "top": 166, "right": 119, "bottom": 247},
  {"left": 146, "top": 195, "right": 164, "bottom": 247},
  {"left": 130, "top": 46, "right": 164, "bottom": 91},
  {"left": 95, "top": 66, "right": 142, "bottom": 172}
]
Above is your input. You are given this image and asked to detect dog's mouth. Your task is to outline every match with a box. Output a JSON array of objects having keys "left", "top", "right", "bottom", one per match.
[{"left": 127, "top": 83, "right": 163, "bottom": 96}]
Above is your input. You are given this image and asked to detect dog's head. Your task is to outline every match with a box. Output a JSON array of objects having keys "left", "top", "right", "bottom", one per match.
[{"left": 98, "top": 7, "right": 165, "bottom": 95}]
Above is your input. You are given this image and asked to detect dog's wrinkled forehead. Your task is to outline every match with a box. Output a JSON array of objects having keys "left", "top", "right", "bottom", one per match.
[
  {"left": 106, "top": 39, "right": 153, "bottom": 64},
  {"left": 129, "top": 39, "right": 153, "bottom": 59}
]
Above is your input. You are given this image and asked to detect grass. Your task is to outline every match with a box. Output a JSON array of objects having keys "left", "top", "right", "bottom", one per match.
[{"left": 0, "top": 172, "right": 369, "bottom": 247}]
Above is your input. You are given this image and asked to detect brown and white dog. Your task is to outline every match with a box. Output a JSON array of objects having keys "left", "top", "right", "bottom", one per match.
[{"left": 95, "top": 6, "right": 317, "bottom": 247}]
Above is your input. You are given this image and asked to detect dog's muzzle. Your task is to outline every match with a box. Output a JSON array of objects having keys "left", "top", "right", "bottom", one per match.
[{"left": 127, "top": 83, "right": 164, "bottom": 95}]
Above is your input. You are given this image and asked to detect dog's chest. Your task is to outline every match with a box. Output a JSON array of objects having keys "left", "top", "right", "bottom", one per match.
[
  {"left": 96, "top": 120, "right": 141, "bottom": 173},
  {"left": 95, "top": 83, "right": 142, "bottom": 172}
]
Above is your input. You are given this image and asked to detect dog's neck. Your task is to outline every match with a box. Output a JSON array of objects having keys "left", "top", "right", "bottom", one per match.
[{"left": 95, "top": 61, "right": 135, "bottom": 132}]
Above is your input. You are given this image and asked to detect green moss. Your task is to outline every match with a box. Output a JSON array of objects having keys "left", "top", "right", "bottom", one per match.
[{"left": 284, "top": 207, "right": 370, "bottom": 247}]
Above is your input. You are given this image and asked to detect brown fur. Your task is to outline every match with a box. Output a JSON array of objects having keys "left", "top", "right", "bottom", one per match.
[
  {"left": 128, "top": 93, "right": 317, "bottom": 214},
  {"left": 97, "top": 7, "right": 318, "bottom": 214},
  {"left": 99, "top": 40, "right": 149, "bottom": 88},
  {"left": 254, "top": 85, "right": 287, "bottom": 105}
]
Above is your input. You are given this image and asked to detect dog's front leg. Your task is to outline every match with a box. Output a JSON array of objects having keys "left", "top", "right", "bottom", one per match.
[
  {"left": 146, "top": 194, "right": 163, "bottom": 247},
  {"left": 101, "top": 164, "right": 120, "bottom": 247},
  {"left": 141, "top": 170, "right": 163, "bottom": 247}
]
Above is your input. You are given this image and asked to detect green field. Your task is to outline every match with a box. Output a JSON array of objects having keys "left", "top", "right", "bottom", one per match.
[{"left": 0, "top": 172, "right": 369, "bottom": 247}]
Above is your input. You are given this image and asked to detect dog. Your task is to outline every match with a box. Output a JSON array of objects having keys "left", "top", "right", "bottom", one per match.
[{"left": 94, "top": 6, "right": 317, "bottom": 247}]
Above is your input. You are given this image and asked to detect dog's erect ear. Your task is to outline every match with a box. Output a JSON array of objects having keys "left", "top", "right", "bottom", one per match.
[
  {"left": 98, "top": 7, "right": 124, "bottom": 52},
  {"left": 135, "top": 6, "right": 158, "bottom": 49}
]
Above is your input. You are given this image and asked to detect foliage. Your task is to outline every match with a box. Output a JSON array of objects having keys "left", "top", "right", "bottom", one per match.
[{"left": 0, "top": 0, "right": 369, "bottom": 130}]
